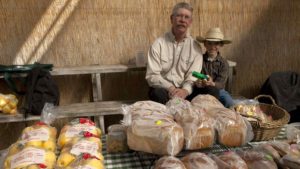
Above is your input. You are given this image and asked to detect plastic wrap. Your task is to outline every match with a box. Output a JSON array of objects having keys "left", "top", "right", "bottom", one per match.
[
  {"left": 189, "top": 95, "right": 253, "bottom": 147},
  {"left": 0, "top": 93, "right": 18, "bottom": 114},
  {"left": 286, "top": 122, "right": 300, "bottom": 144},
  {"left": 237, "top": 149, "right": 278, "bottom": 169},
  {"left": 3, "top": 147, "right": 56, "bottom": 169},
  {"left": 56, "top": 134, "right": 103, "bottom": 168},
  {"left": 153, "top": 156, "right": 186, "bottom": 169},
  {"left": 216, "top": 151, "right": 248, "bottom": 169},
  {"left": 57, "top": 118, "right": 102, "bottom": 149},
  {"left": 123, "top": 101, "right": 184, "bottom": 156},
  {"left": 233, "top": 99, "right": 272, "bottom": 123},
  {"left": 166, "top": 97, "right": 216, "bottom": 150},
  {"left": 254, "top": 143, "right": 281, "bottom": 162},
  {"left": 278, "top": 144, "right": 300, "bottom": 169},
  {"left": 58, "top": 153, "right": 104, "bottom": 169},
  {"left": 191, "top": 94, "right": 224, "bottom": 113},
  {"left": 107, "top": 124, "right": 128, "bottom": 153},
  {"left": 181, "top": 152, "right": 218, "bottom": 169},
  {"left": 7, "top": 121, "right": 57, "bottom": 156}
]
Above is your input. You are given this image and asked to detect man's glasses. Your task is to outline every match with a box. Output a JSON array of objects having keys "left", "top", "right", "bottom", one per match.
[{"left": 174, "top": 14, "right": 192, "bottom": 20}]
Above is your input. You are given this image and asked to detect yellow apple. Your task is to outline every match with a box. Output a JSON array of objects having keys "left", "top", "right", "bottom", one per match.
[
  {"left": 2, "top": 104, "right": 12, "bottom": 114},
  {"left": 42, "top": 140, "right": 56, "bottom": 151},
  {"left": 25, "top": 141, "right": 42, "bottom": 148},
  {"left": 58, "top": 133, "right": 69, "bottom": 148},
  {"left": 56, "top": 152, "right": 76, "bottom": 167},
  {"left": 0, "top": 96, "right": 7, "bottom": 107},
  {"left": 84, "top": 158, "right": 104, "bottom": 169},
  {"left": 45, "top": 151, "right": 56, "bottom": 168},
  {"left": 27, "top": 164, "right": 40, "bottom": 169}
]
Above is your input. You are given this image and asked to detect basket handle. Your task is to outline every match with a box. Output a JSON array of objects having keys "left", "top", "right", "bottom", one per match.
[{"left": 254, "top": 95, "right": 277, "bottom": 105}]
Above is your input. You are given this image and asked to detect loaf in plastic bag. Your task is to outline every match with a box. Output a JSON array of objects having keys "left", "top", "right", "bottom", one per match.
[
  {"left": 166, "top": 97, "right": 216, "bottom": 150},
  {"left": 123, "top": 101, "right": 184, "bottom": 155},
  {"left": 153, "top": 156, "right": 186, "bottom": 169},
  {"left": 181, "top": 152, "right": 218, "bottom": 169},
  {"left": 237, "top": 149, "right": 278, "bottom": 169}
]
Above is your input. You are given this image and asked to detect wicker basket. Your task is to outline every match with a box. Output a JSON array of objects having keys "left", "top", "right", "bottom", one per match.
[{"left": 233, "top": 95, "right": 290, "bottom": 141}]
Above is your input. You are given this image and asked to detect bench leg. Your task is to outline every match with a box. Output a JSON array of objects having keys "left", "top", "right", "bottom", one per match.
[{"left": 98, "top": 115, "right": 105, "bottom": 134}]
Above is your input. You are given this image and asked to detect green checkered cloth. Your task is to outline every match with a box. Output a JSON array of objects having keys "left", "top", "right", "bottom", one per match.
[{"left": 103, "top": 126, "right": 287, "bottom": 169}]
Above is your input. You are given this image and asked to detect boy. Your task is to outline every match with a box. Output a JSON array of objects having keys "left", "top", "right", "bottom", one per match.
[{"left": 193, "top": 27, "right": 234, "bottom": 107}]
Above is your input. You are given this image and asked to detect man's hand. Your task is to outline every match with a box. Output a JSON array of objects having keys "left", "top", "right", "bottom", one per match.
[{"left": 168, "top": 86, "right": 189, "bottom": 99}]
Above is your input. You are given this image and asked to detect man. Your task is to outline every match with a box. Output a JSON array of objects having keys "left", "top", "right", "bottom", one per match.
[
  {"left": 146, "top": 2, "right": 202, "bottom": 104},
  {"left": 194, "top": 27, "right": 234, "bottom": 107}
]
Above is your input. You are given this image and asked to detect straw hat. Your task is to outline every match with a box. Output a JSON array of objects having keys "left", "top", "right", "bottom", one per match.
[{"left": 196, "top": 27, "right": 231, "bottom": 44}]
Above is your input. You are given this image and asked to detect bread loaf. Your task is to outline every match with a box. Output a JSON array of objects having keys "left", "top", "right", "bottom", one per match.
[
  {"left": 181, "top": 152, "right": 218, "bottom": 169},
  {"left": 126, "top": 101, "right": 184, "bottom": 155},
  {"left": 153, "top": 156, "right": 187, "bottom": 169},
  {"left": 167, "top": 98, "right": 215, "bottom": 150},
  {"left": 218, "top": 151, "right": 248, "bottom": 169}
]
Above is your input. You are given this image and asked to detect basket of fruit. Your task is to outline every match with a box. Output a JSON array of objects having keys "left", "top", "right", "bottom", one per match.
[{"left": 233, "top": 95, "right": 290, "bottom": 141}]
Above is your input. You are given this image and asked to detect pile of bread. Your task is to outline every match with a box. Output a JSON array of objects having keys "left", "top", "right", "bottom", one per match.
[
  {"left": 152, "top": 140, "right": 300, "bottom": 169},
  {"left": 123, "top": 95, "right": 253, "bottom": 156},
  {"left": 2, "top": 118, "right": 104, "bottom": 169}
]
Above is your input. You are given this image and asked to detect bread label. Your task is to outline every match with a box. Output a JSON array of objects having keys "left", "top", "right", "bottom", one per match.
[
  {"left": 21, "top": 128, "right": 49, "bottom": 142},
  {"left": 70, "top": 140, "right": 99, "bottom": 156},
  {"left": 11, "top": 147, "right": 45, "bottom": 169},
  {"left": 66, "top": 124, "right": 96, "bottom": 137},
  {"left": 74, "top": 165, "right": 96, "bottom": 169}
]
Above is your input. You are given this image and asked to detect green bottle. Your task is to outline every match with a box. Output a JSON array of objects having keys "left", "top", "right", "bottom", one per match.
[{"left": 192, "top": 71, "right": 208, "bottom": 79}]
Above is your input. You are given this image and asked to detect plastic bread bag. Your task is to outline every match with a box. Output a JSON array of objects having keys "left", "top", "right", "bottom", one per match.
[
  {"left": 181, "top": 152, "right": 218, "bottom": 169},
  {"left": 166, "top": 97, "right": 216, "bottom": 150},
  {"left": 269, "top": 140, "right": 292, "bottom": 156},
  {"left": 153, "top": 156, "right": 187, "bottom": 169},
  {"left": 253, "top": 143, "right": 281, "bottom": 163},
  {"left": 214, "top": 108, "right": 253, "bottom": 147},
  {"left": 191, "top": 94, "right": 225, "bottom": 113},
  {"left": 56, "top": 134, "right": 103, "bottom": 168},
  {"left": 236, "top": 149, "right": 278, "bottom": 169},
  {"left": 0, "top": 93, "right": 18, "bottom": 114},
  {"left": 122, "top": 101, "right": 172, "bottom": 126},
  {"left": 3, "top": 146, "right": 56, "bottom": 169},
  {"left": 57, "top": 118, "right": 101, "bottom": 149},
  {"left": 211, "top": 151, "right": 248, "bottom": 169},
  {"left": 209, "top": 154, "right": 231, "bottom": 169},
  {"left": 279, "top": 144, "right": 300, "bottom": 169},
  {"left": 57, "top": 153, "right": 104, "bottom": 169},
  {"left": 127, "top": 114, "right": 184, "bottom": 155}
]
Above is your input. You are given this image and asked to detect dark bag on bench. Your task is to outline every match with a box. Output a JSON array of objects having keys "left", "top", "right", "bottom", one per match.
[
  {"left": 0, "top": 63, "right": 60, "bottom": 116},
  {"left": 23, "top": 67, "right": 60, "bottom": 116}
]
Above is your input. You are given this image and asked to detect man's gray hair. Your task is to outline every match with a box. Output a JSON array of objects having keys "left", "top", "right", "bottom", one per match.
[{"left": 172, "top": 2, "right": 193, "bottom": 16}]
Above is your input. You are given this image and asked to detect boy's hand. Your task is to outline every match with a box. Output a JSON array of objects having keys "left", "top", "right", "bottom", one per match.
[
  {"left": 195, "top": 79, "right": 204, "bottom": 87},
  {"left": 195, "top": 75, "right": 215, "bottom": 87}
]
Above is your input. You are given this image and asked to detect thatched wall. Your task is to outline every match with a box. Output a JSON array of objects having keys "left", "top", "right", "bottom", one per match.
[
  {"left": 0, "top": 0, "right": 300, "bottom": 148},
  {"left": 1, "top": 0, "right": 300, "bottom": 98}
]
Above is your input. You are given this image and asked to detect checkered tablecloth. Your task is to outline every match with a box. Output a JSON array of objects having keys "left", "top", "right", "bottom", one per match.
[{"left": 102, "top": 126, "right": 287, "bottom": 169}]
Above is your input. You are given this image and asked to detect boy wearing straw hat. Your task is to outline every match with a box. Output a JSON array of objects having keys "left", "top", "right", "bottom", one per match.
[
  {"left": 194, "top": 27, "right": 234, "bottom": 107},
  {"left": 145, "top": 2, "right": 202, "bottom": 104}
]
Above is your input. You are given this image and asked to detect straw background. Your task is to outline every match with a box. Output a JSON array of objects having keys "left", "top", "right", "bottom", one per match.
[{"left": 0, "top": 0, "right": 300, "bottom": 148}]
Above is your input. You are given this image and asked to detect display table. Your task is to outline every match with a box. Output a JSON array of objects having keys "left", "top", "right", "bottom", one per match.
[{"left": 102, "top": 126, "right": 287, "bottom": 169}]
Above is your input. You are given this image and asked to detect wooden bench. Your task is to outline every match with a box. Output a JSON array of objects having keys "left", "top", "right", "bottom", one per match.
[
  {"left": 0, "top": 61, "right": 236, "bottom": 132},
  {"left": 0, "top": 100, "right": 135, "bottom": 133}
]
